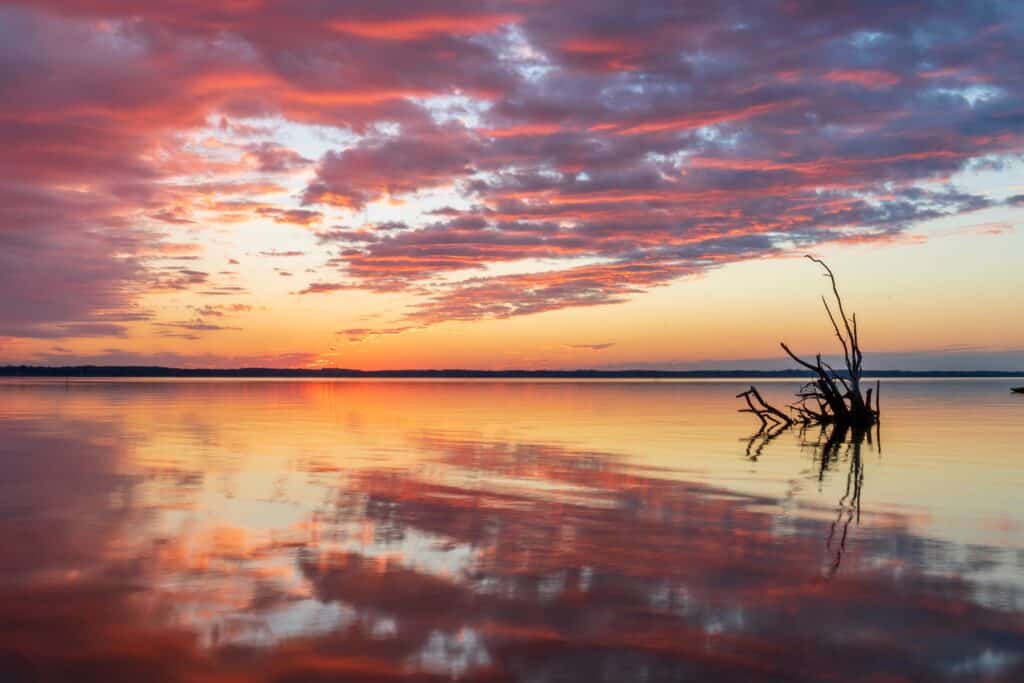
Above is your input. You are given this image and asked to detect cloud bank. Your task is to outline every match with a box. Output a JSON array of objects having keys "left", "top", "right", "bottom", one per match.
[{"left": 1, "top": 0, "right": 1023, "bottom": 343}]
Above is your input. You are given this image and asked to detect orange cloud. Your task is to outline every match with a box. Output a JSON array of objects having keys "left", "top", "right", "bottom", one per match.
[
  {"left": 822, "top": 69, "right": 902, "bottom": 89},
  {"left": 331, "top": 13, "right": 519, "bottom": 40}
]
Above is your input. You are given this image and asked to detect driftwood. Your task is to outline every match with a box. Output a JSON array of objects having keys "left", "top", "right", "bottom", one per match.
[
  {"left": 739, "top": 257, "right": 880, "bottom": 429},
  {"left": 737, "top": 386, "right": 792, "bottom": 460},
  {"left": 737, "top": 386, "right": 793, "bottom": 428}
]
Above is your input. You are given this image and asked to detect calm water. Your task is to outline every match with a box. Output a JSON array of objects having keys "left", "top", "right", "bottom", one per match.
[{"left": 1, "top": 378, "right": 1022, "bottom": 682}]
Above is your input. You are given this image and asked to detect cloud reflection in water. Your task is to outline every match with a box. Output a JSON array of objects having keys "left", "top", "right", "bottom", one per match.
[{"left": 0, "top": 380, "right": 1022, "bottom": 681}]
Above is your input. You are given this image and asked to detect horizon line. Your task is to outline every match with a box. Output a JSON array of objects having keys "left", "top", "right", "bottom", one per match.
[{"left": 2, "top": 365, "right": 1023, "bottom": 379}]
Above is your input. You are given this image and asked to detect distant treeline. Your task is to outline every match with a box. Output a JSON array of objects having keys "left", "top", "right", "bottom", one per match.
[{"left": 1, "top": 366, "right": 1021, "bottom": 379}]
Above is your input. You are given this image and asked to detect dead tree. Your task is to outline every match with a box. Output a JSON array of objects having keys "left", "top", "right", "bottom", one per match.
[{"left": 740, "top": 256, "right": 880, "bottom": 429}]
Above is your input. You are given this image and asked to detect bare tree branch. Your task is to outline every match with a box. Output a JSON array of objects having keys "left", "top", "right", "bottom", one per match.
[{"left": 741, "top": 257, "right": 879, "bottom": 430}]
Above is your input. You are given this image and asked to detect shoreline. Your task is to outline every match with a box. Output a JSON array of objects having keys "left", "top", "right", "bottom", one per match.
[{"left": 2, "top": 366, "right": 1022, "bottom": 380}]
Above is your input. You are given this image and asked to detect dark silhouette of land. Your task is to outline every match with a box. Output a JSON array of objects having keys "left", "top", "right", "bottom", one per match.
[{"left": 1, "top": 365, "right": 1021, "bottom": 379}]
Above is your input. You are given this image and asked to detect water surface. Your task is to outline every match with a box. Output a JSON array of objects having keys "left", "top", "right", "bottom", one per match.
[{"left": 1, "top": 379, "right": 1022, "bottom": 681}]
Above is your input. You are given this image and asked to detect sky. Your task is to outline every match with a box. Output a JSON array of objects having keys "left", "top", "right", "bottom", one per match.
[{"left": 1, "top": 0, "right": 1023, "bottom": 370}]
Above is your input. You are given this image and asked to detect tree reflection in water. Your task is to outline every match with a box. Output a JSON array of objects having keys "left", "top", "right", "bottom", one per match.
[{"left": 745, "top": 421, "right": 879, "bottom": 577}]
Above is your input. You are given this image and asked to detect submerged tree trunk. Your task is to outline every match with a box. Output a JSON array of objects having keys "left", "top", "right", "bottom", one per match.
[{"left": 739, "top": 257, "right": 880, "bottom": 428}]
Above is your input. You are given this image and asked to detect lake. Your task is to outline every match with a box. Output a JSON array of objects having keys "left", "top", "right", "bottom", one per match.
[{"left": 1, "top": 378, "right": 1022, "bottom": 682}]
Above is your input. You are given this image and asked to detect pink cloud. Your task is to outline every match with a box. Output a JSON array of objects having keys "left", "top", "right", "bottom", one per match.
[
  {"left": 822, "top": 69, "right": 902, "bottom": 89},
  {"left": 1, "top": 0, "right": 1023, "bottom": 343}
]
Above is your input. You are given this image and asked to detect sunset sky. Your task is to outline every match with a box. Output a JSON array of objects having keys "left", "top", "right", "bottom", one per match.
[{"left": 1, "top": 0, "right": 1022, "bottom": 370}]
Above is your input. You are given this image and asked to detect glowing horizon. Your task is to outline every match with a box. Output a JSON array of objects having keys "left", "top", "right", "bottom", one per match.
[{"left": 1, "top": 1, "right": 1023, "bottom": 370}]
